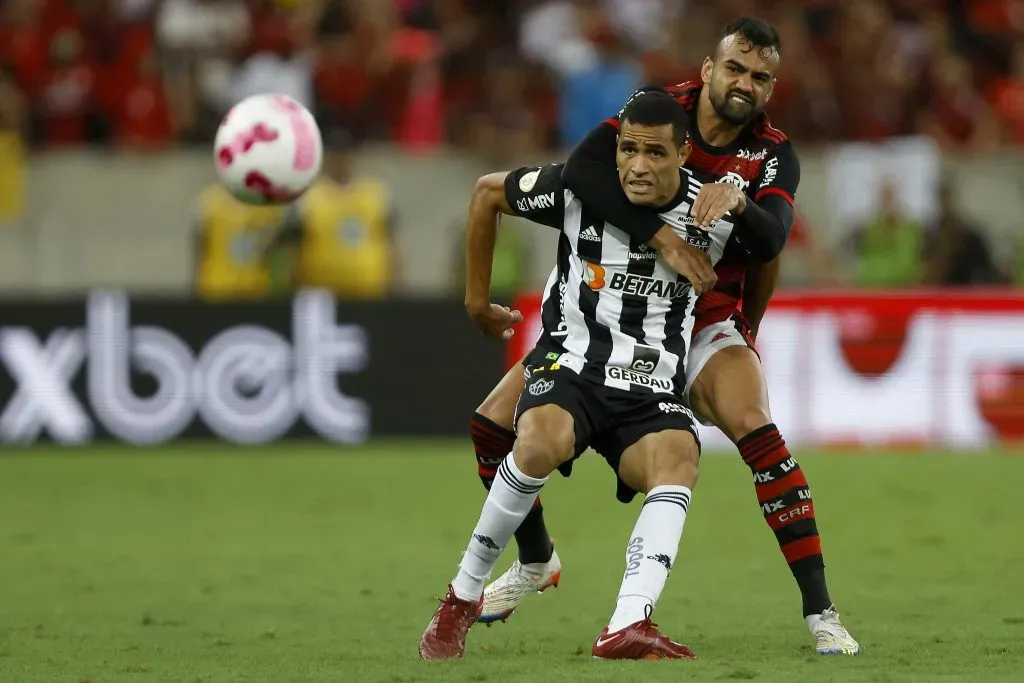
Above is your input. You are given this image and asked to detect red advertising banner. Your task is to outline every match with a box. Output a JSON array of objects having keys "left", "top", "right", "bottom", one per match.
[{"left": 508, "top": 290, "right": 1024, "bottom": 448}]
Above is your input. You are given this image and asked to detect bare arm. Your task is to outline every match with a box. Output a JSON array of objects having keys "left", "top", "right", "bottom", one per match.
[
  {"left": 464, "top": 172, "right": 515, "bottom": 316},
  {"left": 742, "top": 257, "right": 781, "bottom": 339}
]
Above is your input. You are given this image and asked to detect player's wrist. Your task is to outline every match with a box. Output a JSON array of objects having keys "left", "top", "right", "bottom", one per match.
[
  {"left": 734, "top": 191, "right": 748, "bottom": 214},
  {"left": 465, "top": 295, "right": 490, "bottom": 315}
]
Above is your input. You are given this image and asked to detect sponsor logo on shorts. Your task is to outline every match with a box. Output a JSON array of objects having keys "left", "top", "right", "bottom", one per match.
[
  {"left": 658, "top": 401, "right": 694, "bottom": 419},
  {"left": 580, "top": 225, "right": 602, "bottom": 242},
  {"left": 606, "top": 366, "right": 673, "bottom": 392},
  {"left": 528, "top": 378, "right": 555, "bottom": 396}
]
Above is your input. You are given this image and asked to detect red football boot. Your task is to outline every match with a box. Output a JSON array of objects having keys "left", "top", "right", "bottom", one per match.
[
  {"left": 418, "top": 585, "right": 483, "bottom": 660},
  {"left": 591, "top": 609, "right": 696, "bottom": 660}
]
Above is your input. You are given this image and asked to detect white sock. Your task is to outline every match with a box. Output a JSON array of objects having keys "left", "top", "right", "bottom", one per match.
[
  {"left": 607, "top": 485, "right": 691, "bottom": 633},
  {"left": 451, "top": 454, "right": 547, "bottom": 601}
]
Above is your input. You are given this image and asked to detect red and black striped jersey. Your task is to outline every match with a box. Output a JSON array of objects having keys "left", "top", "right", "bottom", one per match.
[{"left": 667, "top": 81, "right": 800, "bottom": 333}]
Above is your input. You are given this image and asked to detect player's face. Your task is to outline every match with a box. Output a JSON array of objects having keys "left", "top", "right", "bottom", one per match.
[
  {"left": 616, "top": 121, "right": 689, "bottom": 206},
  {"left": 703, "top": 33, "right": 779, "bottom": 126}
]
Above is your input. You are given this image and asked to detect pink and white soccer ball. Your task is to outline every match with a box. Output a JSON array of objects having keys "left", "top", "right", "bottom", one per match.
[{"left": 213, "top": 93, "right": 323, "bottom": 205}]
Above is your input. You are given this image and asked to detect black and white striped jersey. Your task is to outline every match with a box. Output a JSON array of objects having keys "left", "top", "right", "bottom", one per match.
[{"left": 504, "top": 163, "right": 737, "bottom": 394}]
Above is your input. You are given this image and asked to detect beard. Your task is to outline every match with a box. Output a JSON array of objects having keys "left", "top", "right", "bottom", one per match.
[{"left": 709, "top": 88, "right": 761, "bottom": 126}]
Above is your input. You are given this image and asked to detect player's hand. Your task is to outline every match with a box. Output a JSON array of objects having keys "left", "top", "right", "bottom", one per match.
[
  {"left": 691, "top": 183, "right": 747, "bottom": 229},
  {"left": 467, "top": 302, "right": 523, "bottom": 340},
  {"left": 660, "top": 243, "right": 717, "bottom": 295}
]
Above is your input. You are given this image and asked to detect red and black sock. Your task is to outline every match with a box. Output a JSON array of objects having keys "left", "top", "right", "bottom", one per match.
[
  {"left": 737, "top": 424, "right": 831, "bottom": 617},
  {"left": 470, "top": 412, "right": 553, "bottom": 564}
]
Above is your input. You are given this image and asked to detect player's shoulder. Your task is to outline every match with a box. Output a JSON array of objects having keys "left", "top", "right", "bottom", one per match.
[
  {"left": 680, "top": 165, "right": 719, "bottom": 186},
  {"left": 749, "top": 112, "right": 790, "bottom": 148},
  {"left": 667, "top": 81, "right": 702, "bottom": 110},
  {"left": 509, "top": 163, "right": 565, "bottom": 191}
]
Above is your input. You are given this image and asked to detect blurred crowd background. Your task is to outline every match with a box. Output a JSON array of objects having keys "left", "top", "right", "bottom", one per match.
[{"left": 2, "top": 0, "right": 1024, "bottom": 299}]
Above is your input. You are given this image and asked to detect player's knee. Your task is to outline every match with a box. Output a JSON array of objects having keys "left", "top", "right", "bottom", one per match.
[
  {"left": 475, "top": 390, "right": 517, "bottom": 431},
  {"left": 724, "top": 405, "right": 772, "bottom": 443},
  {"left": 513, "top": 406, "right": 575, "bottom": 478},
  {"left": 641, "top": 433, "right": 701, "bottom": 492}
]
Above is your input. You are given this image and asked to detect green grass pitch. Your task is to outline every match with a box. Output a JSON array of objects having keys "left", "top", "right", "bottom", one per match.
[{"left": 1, "top": 441, "right": 1023, "bottom": 682}]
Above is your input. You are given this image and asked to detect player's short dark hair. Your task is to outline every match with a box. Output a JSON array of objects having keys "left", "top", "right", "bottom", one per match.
[
  {"left": 619, "top": 91, "right": 690, "bottom": 147},
  {"left": 717, "top": 16, "right": 781, "bottom": 56}
]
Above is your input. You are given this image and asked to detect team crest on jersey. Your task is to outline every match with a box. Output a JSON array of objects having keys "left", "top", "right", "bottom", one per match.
[
  {"left": 720, "top": 172, "right": 749, "bottom": 190},
  {"left": 683, "top": 230, "right": 712, "bottom": 251}
]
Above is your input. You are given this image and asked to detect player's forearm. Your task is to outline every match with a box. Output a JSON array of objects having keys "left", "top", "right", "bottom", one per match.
[
  {"left": 561, "top": 123, "right": 665, "bottom": 243},
  {"left": 464, "top": 174, "right": 508, "bottom": 311},
  {"left": 648, "top": 225, "right": 694, "bottom": 257},
  {"left": 733, "top": 195, "right": 792, "bottom": 262},
  {"left": 742, "top": 257, "right": 781, "bottom": 336}
]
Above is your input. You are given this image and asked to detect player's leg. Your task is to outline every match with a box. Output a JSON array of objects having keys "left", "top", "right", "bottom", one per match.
[
  {"left": 687, "top": 324, "right": 859, "bottom": 655},
  {"left": 472, "top": 359, "right": 555, "bottom": 565},
  {"left": 591, "top": 400, "right": 701, "bottom": 661},
  {"left": 473, "top": 360, "right": 561, "bottom": 624},
  {"left": 420, "top": 365, "right": 590, "bottom": 660}
]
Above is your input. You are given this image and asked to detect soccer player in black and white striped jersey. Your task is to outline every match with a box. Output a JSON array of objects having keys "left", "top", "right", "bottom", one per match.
[{"left": 421, "top": 93, "right": 744, "bottom": 662}]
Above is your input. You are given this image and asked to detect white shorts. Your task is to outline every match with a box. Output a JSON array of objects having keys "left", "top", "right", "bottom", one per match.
[{"left": 683, "top": 319, "right": 753, "bottom": 426}]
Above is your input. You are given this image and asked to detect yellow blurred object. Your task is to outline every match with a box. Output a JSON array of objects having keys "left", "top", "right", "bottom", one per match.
[
  {"left": 0, "top": 131, "right": 26, "bottom": 222},
  {"left": 296, "top": 177, "right": 392, "bottom": 298},
  {"left": 194, "top": 184, "right": 289, "bottom": 300}
]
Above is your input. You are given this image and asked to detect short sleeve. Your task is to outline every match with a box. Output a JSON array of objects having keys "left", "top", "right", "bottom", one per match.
[{"left": 503, "top": 164, "right": 566, "bottom": 230}]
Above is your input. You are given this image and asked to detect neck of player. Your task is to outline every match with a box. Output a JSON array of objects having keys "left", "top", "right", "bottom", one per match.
[{"left": 696, "top": 92, "right": 743, "bottom": 148}]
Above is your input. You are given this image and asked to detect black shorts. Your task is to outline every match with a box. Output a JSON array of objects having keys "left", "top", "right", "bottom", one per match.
[{"left": 514, "top": 352, "right": 701, "bottom": 504}]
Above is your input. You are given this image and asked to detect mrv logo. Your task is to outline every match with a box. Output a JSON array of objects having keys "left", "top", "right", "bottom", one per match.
[
  {"left": 0, "top": 290, "right": 369, "bottom": 445},
  {"left": 516, "top": 192, "right": 556, "bottom": 213}
]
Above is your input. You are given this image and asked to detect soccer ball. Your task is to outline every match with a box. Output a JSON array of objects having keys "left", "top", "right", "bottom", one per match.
[{"left": 213, "top": 93, "right": 323, "bottom": 205}]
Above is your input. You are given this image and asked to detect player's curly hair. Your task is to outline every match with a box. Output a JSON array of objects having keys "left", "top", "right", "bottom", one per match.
[{"left": 718, "top": 16, "right": 781, "bottom": 55}]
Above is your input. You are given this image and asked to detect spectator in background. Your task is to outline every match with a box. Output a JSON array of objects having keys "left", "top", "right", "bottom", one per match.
[
  {"left": 917, "top": 52, "right": 999, "bottom": 151},
  {"left": 99, "top": 26, "right": 175, "bottom": 150},
  {"left": 466, "top": 54, "right": 543, "bottom": 165},
  {"left": 0, "top": 67, "right": 27, "bottom": 223},
  {"left": 519, "top": 0, "right": 641, "bottom": 146},
  {"left": 156, "top": 0, "right": 251, "bottom": 141},
  {"left": 923, "top": 178, "right": 1004, "bottom": 286},
  {"left": 987, "top": 39, "right": 1024, "bottom": 145},
  {"left": 227, "top": 3, "right": 315, "bottom": 111},
  {"left": 780, "top": 212, "right": 843, "bottom": 287},
  {"left": 0, "top": 0, "right": 48, "bottom": 101},
  {"left": 192, "top": 179, "right": 291, "bottom": 301},
  {"left": 286, "top": 128, "right": 398, "bottom": 299},
  {"left": 35, "top": 18, "right": 102, "bottom": 146},
  {"left": 314, "top": 0, "right": 397, "bottom": 139},
  {"left": 848, "top": 179, "right": 923, "bottom": 287}
]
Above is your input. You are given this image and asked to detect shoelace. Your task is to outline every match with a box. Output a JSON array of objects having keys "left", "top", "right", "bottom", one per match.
[{"left": 432, "top": 589, "right": 470, "bottom": 631}]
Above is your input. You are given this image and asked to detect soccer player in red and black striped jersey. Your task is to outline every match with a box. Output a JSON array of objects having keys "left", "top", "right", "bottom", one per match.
[{"left": 467, "top": 17, "right": 859, "bottom": 656}]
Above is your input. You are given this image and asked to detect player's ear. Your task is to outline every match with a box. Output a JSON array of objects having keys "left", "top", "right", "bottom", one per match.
[
  {"left": 765, "top": 77, "right": 776, "bottom": 104},
  {"left": 701, "top": 57, "right": 714, "bottom": 84},
  {"left": 678, "top": 140, "right": 691, "bottom": 166}
]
